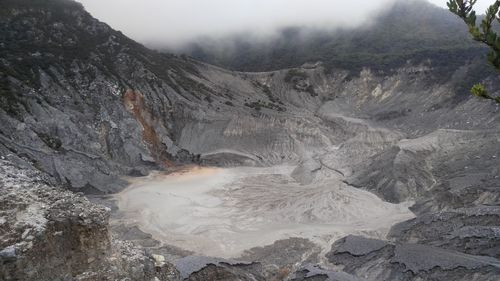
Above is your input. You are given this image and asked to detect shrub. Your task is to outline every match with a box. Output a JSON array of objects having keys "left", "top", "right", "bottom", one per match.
[
  {"left": 284, "top": 69, "right": 308, "bottom": 83},
  {"left": 38, "top": 132, "right": 63, "bottom": 150}
]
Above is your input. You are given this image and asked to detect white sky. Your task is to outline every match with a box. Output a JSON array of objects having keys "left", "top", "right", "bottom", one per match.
[
  {"left": 76, "top": 0, "right": 494, "bottom": 47},
  {"left": 429, "top": 0, "right": 492, "bottom": 12}
]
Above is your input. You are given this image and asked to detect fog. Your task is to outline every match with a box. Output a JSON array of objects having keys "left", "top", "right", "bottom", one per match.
[
  {"left": 430, "top": 0, "right": 492, "bottom": 13},
  {"left": 76, "top": 0, "right": 493, "bottom": 48}
]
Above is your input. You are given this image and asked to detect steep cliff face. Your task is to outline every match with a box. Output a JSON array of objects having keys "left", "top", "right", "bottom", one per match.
[{"left": 0, "top": 0, "right": 227, "bottom": 192}]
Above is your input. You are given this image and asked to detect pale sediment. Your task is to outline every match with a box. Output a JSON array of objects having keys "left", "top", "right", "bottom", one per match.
[{"left": 115, "top": 165, "right": 414, "bottom": 259}]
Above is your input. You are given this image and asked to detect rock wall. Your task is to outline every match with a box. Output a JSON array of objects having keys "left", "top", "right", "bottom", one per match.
[{"left": 0, "top": 159, "right": 181, "bottom": 280}]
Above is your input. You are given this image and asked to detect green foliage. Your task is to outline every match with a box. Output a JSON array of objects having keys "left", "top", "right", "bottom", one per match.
[
  {"left": 244, "top": 100, "right": 286, "bottom": 112},
  {"left": 305, "top": 85, "right": 318, "bottom": 97},
  {"left": 284, "top": 69, "right": 308, "bottom": 83},
  {"left": 471, "top": 83, "right": 489, "bottom": 97},
  {"left": 0, "top": 0, "right": 206, "bottom": 110},
  {"left": 37, "top": 132, "right": 62, "bottom": 150},
  {"left": 283, "top": 70, "right": 317, "bottom": 96},
  {"left": 251, "top": 81, "right": 284, "bottom": 105},
  {"left": 471, "top": 83, "right": 500, "bottom": 102},
  {"left": 180, "top": 0, "right": 484, "bottom": 82},
  {"left": 448, "top": 0, "right": 500, "bottom": 103},
  {"left": 32, "top": 159, "right": 46, "bottom": 172},
  {"left": 0, "top": 73, "right": 23, "bottom": 118}
]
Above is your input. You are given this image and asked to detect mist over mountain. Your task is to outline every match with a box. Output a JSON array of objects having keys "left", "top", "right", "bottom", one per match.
[
  {"left": 76, "top": 0, "right": 493, "bottom": 49},
  {"left": 172, "top": 0, "right": 489, "bottom": 74},
  {"left": 77, "top": 0, "right": 398, "bottom": 47}
]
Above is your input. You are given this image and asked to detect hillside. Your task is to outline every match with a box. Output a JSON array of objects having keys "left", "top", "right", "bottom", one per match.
[{"left": 176, "top": 0, "right": 489, "bottom": 75}]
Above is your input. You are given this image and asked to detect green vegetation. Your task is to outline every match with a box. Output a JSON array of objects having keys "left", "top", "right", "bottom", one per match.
[
  {"left": 0, "top": 73, "right": 21, "bottom": 117},
  {"left": 204, "top": 95, "right": 213, "bottom": 103},
  {"left": 32, "top": 159, "right": 46, "bottom": 172},
  {"left": 448, "top": 0, "right": 500, "bottom": 103},
  {"left": 244, "top": 100, "right": 286, "bottom": 112},
  {"left": 37, "top": 132, "right": 62, "bottom": 150},
  {"left": 0, "top": 0, "right": 209, "bottom": 114},
  {"left": 181, "top": 0, "right": 485, "bottom": 81},
  {"left": 305, "top": 85, "right": 317, "bottom": 97},
  {"left": 252, "top": 81, "right": 284, "bottom": 105},
  {"left": 283, "top": 70, "right": 317, "bottom": 97},
  {"left": 284, "top": 69, "right": 308, "bottom": 83}
]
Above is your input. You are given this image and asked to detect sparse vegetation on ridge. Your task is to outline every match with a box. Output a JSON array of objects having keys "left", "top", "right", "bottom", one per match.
[{"left": 179, "top": 0, "right": 488, "bottom": 78}]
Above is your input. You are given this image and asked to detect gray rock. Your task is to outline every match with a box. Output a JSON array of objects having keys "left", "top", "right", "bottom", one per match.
[
  {"left": 292, "top": 265, "right": 366, "bottom": 281},
  {"left": 0, "top": 246, "right": 16, "bottom": 261},
  {"left": 175, "top": 256, "right": 254, "bottom": 280},
  {"left": 388, "top": 206, "right": 500, "bottom": 258},
  {"left": 332, "top": 236, "right": 389, "bottom": 256},
  {"left": 392, "top": 243, "right": 500, "bottom": 273},
  {"left": 327, "top": 236, "right": 500, "bottom": 281}
]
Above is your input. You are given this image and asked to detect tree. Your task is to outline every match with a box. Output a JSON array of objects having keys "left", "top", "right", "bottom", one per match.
[{"left": 448, "top": 0, "right": 500, "bottom": 103}]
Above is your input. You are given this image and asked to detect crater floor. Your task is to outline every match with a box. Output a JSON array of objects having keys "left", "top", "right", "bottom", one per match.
[{"left": 115, "top": 165, "right": 414, "bottom": 258}]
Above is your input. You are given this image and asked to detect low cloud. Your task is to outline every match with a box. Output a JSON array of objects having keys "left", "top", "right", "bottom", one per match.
[
  {"left": 430, "top": 0, "right": 492, "bottom": 13},
  {"left": 76, "top": 0, "right": 493, "bottom": 48},
  {"left": 77, "top": 0, "right": 400, "bottom": 47}
]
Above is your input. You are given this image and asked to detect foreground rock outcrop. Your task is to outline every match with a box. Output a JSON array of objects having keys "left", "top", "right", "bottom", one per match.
[{"left": 0, "top": 160, "right": 179, "bottom": 280}]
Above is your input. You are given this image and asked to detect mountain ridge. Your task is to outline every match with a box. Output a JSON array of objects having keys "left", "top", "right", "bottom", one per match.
[{"left": 173, "top": 0, "right": 490, "bottom": 76}]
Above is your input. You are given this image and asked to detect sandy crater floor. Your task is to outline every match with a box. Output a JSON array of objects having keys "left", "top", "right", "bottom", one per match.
[{"left": 115, "top": 165, "right": 414, "bottom": 258}]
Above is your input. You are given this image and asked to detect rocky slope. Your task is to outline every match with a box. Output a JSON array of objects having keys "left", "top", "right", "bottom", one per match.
[
  {"left": 0, "top": 159, "right": 179, "bottom": 280},
  {"left": 0, "top": 0, "right": 500, "bottom": 280}
]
